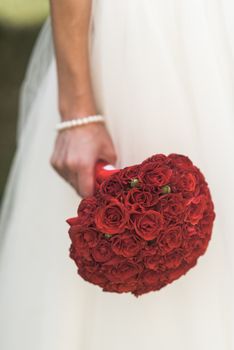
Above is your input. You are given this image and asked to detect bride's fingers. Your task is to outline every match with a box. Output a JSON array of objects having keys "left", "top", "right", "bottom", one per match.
[
  {"left": 65, "top": 170, "right": 92, "bottom": 198},
  {"left": 50, "top": 123, "right": 117, "bottom": 197},
  {"left": 76, "top": 162, "right": 95, "bottom": 198},
  {"left": 67, "top": 172, "right": 80, "bottom": 193},
  {"left": 50, "top": 133, "right": 67, "bottom": 177},
  {"left": 65, "top": 159, "right": 97, "bottom": 197}
]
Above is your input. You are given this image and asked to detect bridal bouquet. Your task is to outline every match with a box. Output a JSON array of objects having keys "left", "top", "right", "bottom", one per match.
[{"left": 67, "top": 154, "right": 215, "bottom": 297}]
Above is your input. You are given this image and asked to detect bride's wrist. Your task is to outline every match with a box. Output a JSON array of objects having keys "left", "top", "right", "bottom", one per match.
[
  {"left": 56, "top": 115, "right": 106, "bottom": 132},
  {"left": 56, "top": 92, "right": 106, "bottom": 131},
  {"left": 59, "top": 94, "right": 98, "bottom": 121}
]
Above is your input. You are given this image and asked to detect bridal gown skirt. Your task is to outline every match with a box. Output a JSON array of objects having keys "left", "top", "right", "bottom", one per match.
[{"left": 0, "top": 1, "right": 234, "bottom": 349}]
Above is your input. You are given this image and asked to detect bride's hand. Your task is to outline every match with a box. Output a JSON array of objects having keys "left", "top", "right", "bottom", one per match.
[
  {"left": 50, "top": 122, "right": 117, "bottom": 197},
  {"left": 50, "top": 0, "right": 117, "bottom": 197}
]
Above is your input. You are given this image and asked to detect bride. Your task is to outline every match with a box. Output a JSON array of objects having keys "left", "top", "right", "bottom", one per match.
[{"left": 0, "top": 0, "right": 233, "bottom": 349}]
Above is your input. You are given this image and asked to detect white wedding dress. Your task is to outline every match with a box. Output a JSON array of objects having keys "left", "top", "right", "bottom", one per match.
[{"left": 0, "top": 1, "right": 234, "bottom": 349}]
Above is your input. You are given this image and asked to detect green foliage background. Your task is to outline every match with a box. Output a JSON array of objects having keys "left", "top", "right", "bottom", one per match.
[
  {"left": 0, "top": 1, "right": 49, "bottom": 201},
  {"left": 0, "top": 0, "right": 49, "bottom": 26}
]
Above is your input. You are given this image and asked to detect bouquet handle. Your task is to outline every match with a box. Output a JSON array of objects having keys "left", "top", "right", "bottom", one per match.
[{"left": 95, "top": 159, "right": 120, "bottom": 190}]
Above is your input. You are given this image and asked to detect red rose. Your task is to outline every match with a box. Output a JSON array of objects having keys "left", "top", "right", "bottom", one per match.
[
  {"left": 69, "top": 234, "right": 92, "bottom": 261},
  {"left": 182, "top": 236, "right": 209, "bottom": 263},
  {"left": 118, "top": 165, "right": 141, "bottom": 185},
  {"left": 141, "top": 240, "right": 159, "bottom": 256},
  {"left": 125, "top": 187, "right": 159, "bottom": 208},
  {"left": 66, "top": 216, "right": 81, "bottom": 227},
  {"left": 67, "top": 198, "right": 98, "bottom": 227},
  {"left": 141, "top": 154, "right": 168, "bottom": 166},
  {"left": 68, "top": 221, "right": 82, "bottom": 239},
  {"left": 128, "top": 202, "right": 146, "bottom": 215},
  {"left": 140, "top": 183, "right": 160, "bottom": 194},
  {"left": 69, "top": 244, "right": 77, "bottom": 261},
  {"left": 78, "top": 197, "right": 98, "bottom": 217},
  {"left": 69, "top": 231, "right": 85, "bottom": 249},
  {"left": 156, "top": 193, "right": 185, "bottom": 224},
  {"left": 185, "top": 194, "right": 207, "bottom": 225},
  {"left": 182, "top": 222, "right": 199, "bottom": 238},
  {"left": 80, "top": 259, "right": 100, "bottom": 274},
  {"left": 199, "top": 208, "right": 215, "bottom": 238},
  {"left": 163, "top": 249, "right": 184, "bottom": 269},
  {"left": 91, "top": 239, "right": 114, "bottom": 262},
  {"left": 103, "top": 280, "right": 138, "bottom": 293},
  {"left": 99, "top": 173, "right": 124, "bottom": 196},
  {"left": 87, "top": 272, "right": 108, "bottom": 287},
  {"left": 168, "top": 154, "right": 193, "bottom": 169},
  {"left": 83, "top": 228, "right": 100, "bottom": 248},
  {"left": 167, "top": 260, "right": 196, "bottom": 283},
  {"left": 104, "top": 261, "right": 143, "bottom": 283},
  {"left": 157, "top": 226, "right": 183, "bottom": 255},
  {"left": 78, "top": 267, "right": 108, "bottom": 287},
  {"left": 143, "top": 254, "right": 162, "bottom": 271},
  {"left": 177, "top": 172, "right": 197, "bottom": 192},
  {"left": 69, "top": 226, "right": 100, "bottom": 246},
  {"left": 141, "top": 270, "right": 160, "bottom": 286},
  {"left": 192, "top": 166, "right": 206, "bottom": 184},
  {"left": 94, "top": 198, "right": 129, "bottom": 234},
  {"left": 111, "top": 231, "right": 144, "bottom": 257},
  {"left": 67, "top": 214, "right": 91, "bottom": 228},
  {"left": 139, "top": 162, "right": 172, "bottom": 186},
  {"left": 132, "top": 210, "right": 164, "bottom": 240},
  {"left": 133, "top": 275, "right": 167, "bottom": 296}
]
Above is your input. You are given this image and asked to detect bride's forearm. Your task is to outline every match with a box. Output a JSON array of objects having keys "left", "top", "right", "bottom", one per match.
[{"left": 49, "top": 0, "right": 97, "bottom": 120}]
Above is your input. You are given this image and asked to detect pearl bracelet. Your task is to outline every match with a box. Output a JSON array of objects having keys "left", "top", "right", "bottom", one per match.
[{"left": 56, "top": 114, "right": 105, "bottom": 131}]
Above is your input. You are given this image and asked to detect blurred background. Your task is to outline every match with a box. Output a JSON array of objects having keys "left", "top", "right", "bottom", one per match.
[{"left": 0, "top": 0, "right": 49, "bottom": 202}]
